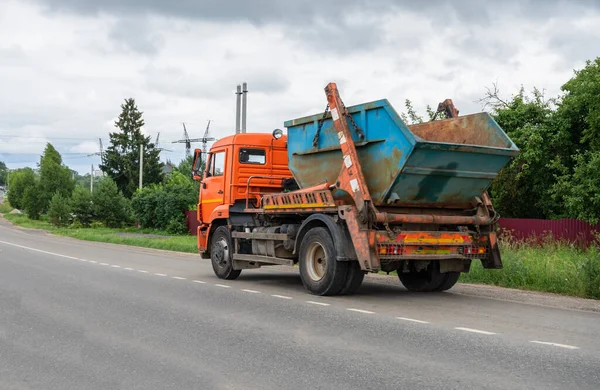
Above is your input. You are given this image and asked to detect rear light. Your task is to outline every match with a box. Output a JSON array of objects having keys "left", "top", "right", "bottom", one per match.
[
  {"left": 378, "top": 245, "right": 402, "bottom": 255},
  {"left": 463, "top": 246, "right": 487, "bottom": 255}
]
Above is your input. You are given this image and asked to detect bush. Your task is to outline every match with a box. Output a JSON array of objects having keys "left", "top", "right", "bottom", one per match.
[
  {"left": 48, "top": 192, "right": 72, "bottom": 227},
  {"left": 7, "top": 168, "right": 36, "bottom": 210},
  {"left": 132, "top": 171, "right": 198, "bottom": 233},
  {"left": 22, "top": 182, "right": 45, "bottom": 220},
  {"left": 71, "top": 186, "right": 94, "bottom": 227},
  {"left": 92, "top": 178, "right": 133, "bottom": 228},
  {"left": 90, "top": 221, "right": 104, "bottom": 229}
]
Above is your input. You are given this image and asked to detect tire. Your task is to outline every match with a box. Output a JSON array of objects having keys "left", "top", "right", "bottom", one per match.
[
  {"left": 299, "top": 227, "right": 348, "bottom": 296},
  {"left": 398, "top": 261, "right": 455, "bottom": 292},
  {"left": 339, "top": 261, "right": 365, "bottom": 295},
  {"left": 435, "top": 272, "right": 460, "bottom": 292},
  {"left": 210, "top": 226, "right": 241, "bottom": 280}
]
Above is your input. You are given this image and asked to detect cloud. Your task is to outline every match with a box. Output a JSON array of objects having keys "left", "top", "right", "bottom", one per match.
[
  {"left": 108, "top": 17, "right": 164, "bottom": 55},
  {"left": 1, "top": 0, "right": 599, "bottom": 174}
]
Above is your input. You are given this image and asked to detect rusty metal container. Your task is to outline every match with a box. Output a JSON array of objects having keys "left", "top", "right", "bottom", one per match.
[{"left": 284, "top": 99, "right": 518, "bottom": 209}]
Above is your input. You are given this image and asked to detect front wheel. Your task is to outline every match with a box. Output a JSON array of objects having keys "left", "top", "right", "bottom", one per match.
[
  {"left": 210, "top": 226, "right": 241, "bottom": 280},
  {"left": 299, "top": 227, "right": 348, "bottom": 296}
]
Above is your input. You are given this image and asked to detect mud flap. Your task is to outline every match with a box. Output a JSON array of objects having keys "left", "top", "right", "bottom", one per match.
[{"left": 482, "top": 232, "right": 502, "bottom": 269}]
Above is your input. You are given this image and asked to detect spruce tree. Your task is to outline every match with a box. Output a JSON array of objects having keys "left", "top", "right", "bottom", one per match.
[{"left": 100, "top": 98, "right": 163, "bottom": 198}]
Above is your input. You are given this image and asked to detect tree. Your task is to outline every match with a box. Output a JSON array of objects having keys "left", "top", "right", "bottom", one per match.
[
  {"left": 487, "top": 87, "right": 566, "bottom": 219},
  {"left": 38, "top": 143, "right": 75, "bottom": 209},
  {"left": 71, "top": 186, "right": 94, "bottom": 226},
  {"left": 6, "top": 167, "right": 36, "bottom": 210},
  {"left": 0, "top": 161, "right": 7, "bottom": 186},
  {"left": 551, "top": 58, "right": 600, "bottom": 222},
  {"left": 48, "top": 192, "right": 72, "bottom": 227},
  {"left": 100, "top": 98, "right": 163, "bottom": 198},
  {"left": 92, "top": 178, "right": 132, "bottom": 227}
]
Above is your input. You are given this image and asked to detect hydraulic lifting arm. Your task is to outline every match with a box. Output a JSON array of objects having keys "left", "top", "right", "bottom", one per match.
[{"left": 324, "top": 82, "right": 376, "bottom": 226}]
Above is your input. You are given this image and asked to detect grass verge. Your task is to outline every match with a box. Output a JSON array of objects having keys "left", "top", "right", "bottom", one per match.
[
  {"left": 460, "top": 240, "right": 600, "bottom": 300},
  {"left": 2, "top": 213, "right": 197, "bottom": 254},
  {"left": 0, "top": 202, "right": 14, "bottom": 214}
]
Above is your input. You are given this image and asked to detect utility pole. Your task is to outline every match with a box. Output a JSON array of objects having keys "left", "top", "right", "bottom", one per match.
[
  {"left": 139, "top": 143, "right": 144, "bottom": 189},
  {"left": 90, "top": 164, "right": 94, "bottom": 193}
]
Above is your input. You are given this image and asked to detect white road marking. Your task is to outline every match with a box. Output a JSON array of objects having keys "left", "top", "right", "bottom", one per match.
[
  {"left": 172, "top": 276, "right": 186, "bottom": 280},
  {"left": 306, "top": 301, "right": 330, "bottom": 306},
  {"left": 78, "top": 259, "right": 88, "bottom": 262},
  {"left": 0, "top": 240, "right": 80, "bottom": 260},
  {"left": 89, "top": 261, "right": 97, "bottom": 264},
  {"left": 110, "top": 265, "right": 121, "bottom": 268},
  {"left": 154, "top": 273, "right": 167, "bottom": 277},
  {"left": 271, "top": 294, "right": 292, "bottom": 300},
  {"left": 100, "top": 263, "right": 110, "bottom": 266},
  {"left": 242, "top": 289, "right": 260, "bottom": 294},
  {"left": 455, "top": 327, "right": 496, "bottom": 335},
  {"left": 193, "top": 280, "right": 206, "bottom": 284},
  {"left": 530, "top": 341, "right": 580, "bottom": 350},
  {"left": 347, "top": 308, "right": 374, "bottom": 314},
  {"left": 124, "top": 268, "right": 134, "bottom": 271},
  {"left": 396, "top": 317, "right": 430, "bottom": 324},
  {"left": 138, "top": 270, "right": 149, "bottom": 273},
  {"left": 215, "top": 284, "right": 231, "bottom": 288}
]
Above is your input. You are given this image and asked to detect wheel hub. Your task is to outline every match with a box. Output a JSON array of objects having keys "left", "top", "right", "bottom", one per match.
[{"left": 306, "top": 242, "right": 327, "bottom": 282}]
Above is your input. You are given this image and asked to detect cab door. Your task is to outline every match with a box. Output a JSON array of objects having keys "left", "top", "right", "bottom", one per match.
[{"left": 200, "top": 150, "right": 226, "bottom": 223}]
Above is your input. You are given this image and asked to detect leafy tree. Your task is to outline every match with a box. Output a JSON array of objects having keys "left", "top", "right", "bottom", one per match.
[
  {"left": 551, "top": 58, "right": 600, "bottom": 222},
  {"left": 487, "top": 88, "right": 565, "bottom": 219},
  {"left": 100, "top": 98, "right": 163, "bottom": 198},
  {"left": 48, "top": 192, "right": 72, "bottom": 227},
  {"left": 71, "top": 186, "right": 94, "bottom": 226},
  {"left": 92, "top": 178, "right": 132, "bottom": 227},
  {"left": 22, "top": 182, "right": 45, "bottom": 220},
  {"left": 0, "top": 161, "right": 7, "bottom": 186},
  {"left": 38, "top": 143, "right": 75, "bottom": 209},
  {"left": 6, "top": 167, "right": 36, "bottom": 210}
]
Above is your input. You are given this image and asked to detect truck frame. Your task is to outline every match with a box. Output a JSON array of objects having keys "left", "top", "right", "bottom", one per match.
[{"left": 191, "top": 82, "right": 511, "bottom": 296}]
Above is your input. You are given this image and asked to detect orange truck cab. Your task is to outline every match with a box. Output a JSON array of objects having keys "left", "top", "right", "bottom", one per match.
[
  {"left": 193, "top": 131, "right": 293, "bottom": 256},
  {"left": 191, "top": 83, "right": 517, "bottom": 296}
]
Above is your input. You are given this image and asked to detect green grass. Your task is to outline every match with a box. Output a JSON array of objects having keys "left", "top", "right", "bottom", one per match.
[
  {"left": 3, "top": 213, "right": 198, "bottom": 254},
  {"left": 460, "top": 239, "right": 600, "bottom": 300},
  {"left": 0, "top": 202, "right": 14, "bottom": 214}
]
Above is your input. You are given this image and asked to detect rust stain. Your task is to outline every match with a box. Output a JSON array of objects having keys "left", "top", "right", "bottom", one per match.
[{"left": 409, "top": 114, "right": 508, "bottom": 148}]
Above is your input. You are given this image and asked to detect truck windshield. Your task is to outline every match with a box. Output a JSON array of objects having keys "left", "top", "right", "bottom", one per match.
[{"left": 239, "top": 148, "right": 266, "bottom": 165}]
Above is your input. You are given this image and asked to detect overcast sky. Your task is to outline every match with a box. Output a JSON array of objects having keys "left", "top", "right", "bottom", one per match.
[{"left": 1, "top": 0, "right": 599, "bottom": 174}]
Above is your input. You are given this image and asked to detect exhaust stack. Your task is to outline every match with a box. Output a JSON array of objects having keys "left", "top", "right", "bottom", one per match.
[
  {"left": 241, "top": 82, "right": 248, "bottom": 133},
  {"left": 235, "top": 84, "right": 242, "bottom": 134}
]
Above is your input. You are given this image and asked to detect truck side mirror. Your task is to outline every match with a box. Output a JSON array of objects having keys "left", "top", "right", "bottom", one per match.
[{"left": 192, "top": 149, "right": 203, "bottom": 181}]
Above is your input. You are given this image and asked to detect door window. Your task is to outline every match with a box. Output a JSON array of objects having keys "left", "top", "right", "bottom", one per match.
[{"left": 211, "top": 152, "right": 225, "bottom": 177}]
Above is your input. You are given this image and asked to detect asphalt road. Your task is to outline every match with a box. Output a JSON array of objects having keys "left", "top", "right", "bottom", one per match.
[{"left": 1, "top": 220, "right": 599, "bottom": 390}]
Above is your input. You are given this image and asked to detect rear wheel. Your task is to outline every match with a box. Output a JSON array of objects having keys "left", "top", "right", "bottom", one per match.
[
  {"left": 398, "top": 261, "right": 459, "bottom": 292},
  {"left": 339, "top": 261, "right": 365, "bottom": 295},
  {"left": 435, "top": 271, "right": 460, "bottom": 291},
  {"left": 299, "top": 227, "right": 348, "bottom": 296},
  {"left": 210, "top": 226, "right": 241, "bottom": 280}
]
